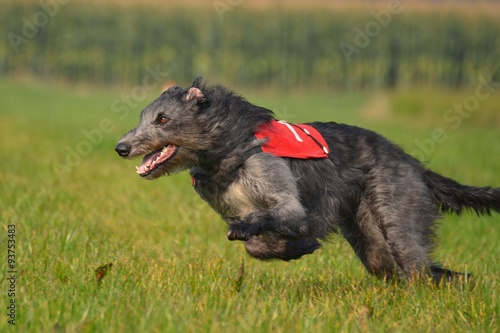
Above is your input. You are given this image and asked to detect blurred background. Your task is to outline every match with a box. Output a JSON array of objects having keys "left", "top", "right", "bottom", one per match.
[{"left": 2, "top": 0, "right": 500, "bottom": 90}]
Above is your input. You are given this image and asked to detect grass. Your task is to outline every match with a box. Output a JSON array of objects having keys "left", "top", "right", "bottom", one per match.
[{"left": 0, "top": 78, "right": 499, "bottom": 332}]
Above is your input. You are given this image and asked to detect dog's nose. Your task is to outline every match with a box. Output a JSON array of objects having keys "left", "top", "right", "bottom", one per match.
[{"left": 115, "top": 142, "right": 131, "bottom": 157}]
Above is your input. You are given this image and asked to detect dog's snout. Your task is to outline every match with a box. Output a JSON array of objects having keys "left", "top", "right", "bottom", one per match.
[{"left": 115, "top": 142, "right": 131, "bottom": 157}]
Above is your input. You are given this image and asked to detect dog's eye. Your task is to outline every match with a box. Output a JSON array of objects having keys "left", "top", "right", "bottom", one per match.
[{"left": 157, "top": 116, "right": 168, "bottom": 124}]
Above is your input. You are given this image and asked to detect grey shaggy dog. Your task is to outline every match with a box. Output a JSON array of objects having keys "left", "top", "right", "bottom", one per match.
[{"left": 115, "top": 78, "right": 500, "bottom": 283}]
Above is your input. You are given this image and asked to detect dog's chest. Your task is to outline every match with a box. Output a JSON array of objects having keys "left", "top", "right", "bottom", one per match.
[
  {"left": 192, "top": 174, "right": 259, "bottom": 218},
  {"left": 220, "top": 181, "right": 257, "bottom": 217}
]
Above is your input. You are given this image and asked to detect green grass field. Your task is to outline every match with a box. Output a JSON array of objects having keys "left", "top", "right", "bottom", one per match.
[{"left": 1, "top": 78, "right": 499, "bottom": 332}]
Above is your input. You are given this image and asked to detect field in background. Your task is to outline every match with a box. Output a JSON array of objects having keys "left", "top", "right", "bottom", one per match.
[
  {"left": 2, "top": 1, "right": 500, "bottom": 90},
  {"left": 1, "top": 78, "right": 499, "bottom": 332},
  {"left": 9, "top": 0, "right": 500, "bottom": 12}
]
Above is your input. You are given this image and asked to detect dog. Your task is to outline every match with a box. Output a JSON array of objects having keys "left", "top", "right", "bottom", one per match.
[{"left": 115, "top": 77, "right": 500, "bottom": 283}]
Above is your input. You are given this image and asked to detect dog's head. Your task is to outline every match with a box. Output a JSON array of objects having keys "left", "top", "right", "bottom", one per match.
[{"left": 115, "top": 77, "right": 212, "bottom": 179}]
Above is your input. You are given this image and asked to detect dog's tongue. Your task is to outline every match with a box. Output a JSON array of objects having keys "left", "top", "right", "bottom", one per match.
[
  {"left": 136, "top": 152, "right": 159, "bottom": 175},
  {"left": 136, "top": 145, "right": 176, "bottom": 175}
]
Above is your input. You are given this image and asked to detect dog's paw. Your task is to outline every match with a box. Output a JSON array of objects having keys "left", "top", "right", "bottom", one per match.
[
  {"left": 226, "top": 223, "right": 262, "bottom": 241},
  {"left": 244, "top": 236, "right": 321, "bottom": 261}
]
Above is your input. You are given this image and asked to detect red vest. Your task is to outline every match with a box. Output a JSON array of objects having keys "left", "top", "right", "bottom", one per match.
[{"left": 255, "top": 120, "right": 329, "bottom": 159}]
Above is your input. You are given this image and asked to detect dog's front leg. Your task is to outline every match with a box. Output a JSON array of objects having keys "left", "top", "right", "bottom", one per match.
[
  {"left": 226, "top": 215, "right": 267, "bottom": 241},
  {"left": 223, "top": 154, "right": 310, "bottom": 241},
  {"left": 226, "top": 203, "right": 308, "bottom": 241}
]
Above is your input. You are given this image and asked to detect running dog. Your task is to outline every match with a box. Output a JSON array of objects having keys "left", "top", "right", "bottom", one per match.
[{"left": 115, "top": 78, "right": 500, "bottom": 282}]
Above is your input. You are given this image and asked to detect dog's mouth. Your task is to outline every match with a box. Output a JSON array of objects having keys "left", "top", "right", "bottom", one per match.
[{"left": 135, "top": 145, "right": 179, "bottom": 177}]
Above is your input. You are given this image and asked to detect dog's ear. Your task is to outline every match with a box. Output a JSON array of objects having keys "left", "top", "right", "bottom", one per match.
[
  {"left": 184, "top": 77, "right": 208, "bottom": 104},
  {"left": 184, "top": 76, "right": 209, "bottom": 105},
  {"left": 191, "top": 76, "right": 205, "bottom": 89},
  {"left": 184, "top": 87, "right": 207, "bottom": 103}
]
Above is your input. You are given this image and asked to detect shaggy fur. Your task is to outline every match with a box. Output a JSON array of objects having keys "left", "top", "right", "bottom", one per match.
[{"left": 115, "top": 78, "right": 500, "bottom": 283}]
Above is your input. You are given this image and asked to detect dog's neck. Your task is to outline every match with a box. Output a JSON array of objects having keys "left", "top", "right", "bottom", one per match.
[{"left": 193, "top": 134, "right": 263, "bottom": 190}]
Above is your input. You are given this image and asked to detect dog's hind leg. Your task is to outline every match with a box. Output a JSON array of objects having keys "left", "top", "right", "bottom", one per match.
[
  {"left": 354, "top": 166, "right": 443, "bottom": 281},
  {"left": 340, "top": 198, "right": 401, "bottom": 279},
  {"left": 430, "top": 265, "right": 472, "bottom": 284}
]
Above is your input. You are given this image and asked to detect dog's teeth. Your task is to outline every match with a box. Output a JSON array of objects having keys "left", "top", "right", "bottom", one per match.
[{"left": 160, "top": 146, "right": 171, "bottom": 157}]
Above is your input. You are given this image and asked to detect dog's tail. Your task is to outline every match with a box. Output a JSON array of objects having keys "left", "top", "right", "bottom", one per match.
[{"left": 423, "top": 170, "right": 500, "bottom": 215}]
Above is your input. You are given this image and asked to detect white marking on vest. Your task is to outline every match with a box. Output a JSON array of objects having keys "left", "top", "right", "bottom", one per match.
[{"left": 278, "top": 121, "right": 303, "bottom": 142}]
